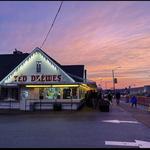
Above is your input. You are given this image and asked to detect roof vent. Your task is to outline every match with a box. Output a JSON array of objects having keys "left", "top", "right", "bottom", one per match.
[{"left": 13, "top": 48, "right": 23, "bottom": 55}]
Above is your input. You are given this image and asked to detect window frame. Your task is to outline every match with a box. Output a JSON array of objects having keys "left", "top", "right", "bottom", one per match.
[{"left": 36, "top": 61, "right": 42, "bottom": 73}]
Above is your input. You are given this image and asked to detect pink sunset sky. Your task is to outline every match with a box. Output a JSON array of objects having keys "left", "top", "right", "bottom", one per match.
[{"left": 0, "top": 1, "right": 150, "bottom": 89}]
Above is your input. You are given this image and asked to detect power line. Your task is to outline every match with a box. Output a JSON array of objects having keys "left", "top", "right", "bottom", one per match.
[{"left": 40, "top": 1, "right": 63, "bottom": 48}]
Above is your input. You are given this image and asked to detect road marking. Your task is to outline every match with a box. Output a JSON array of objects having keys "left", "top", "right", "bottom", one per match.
[
  {"left": 135, "top": 140, "right": 150, "bottom": 148},
  {"left": 102, "top": 119, "right": 139, "bottom": 124},
  {"left": 105, "top": 140, "right": 150, "bottom": 148},
  {"left": 105, "top": 141, "right": 138, "bottom": 147}
]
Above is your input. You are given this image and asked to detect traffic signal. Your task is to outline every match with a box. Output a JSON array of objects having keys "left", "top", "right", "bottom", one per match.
[{"left": 114, "top": 78, "right": 117, "bottom": 84}]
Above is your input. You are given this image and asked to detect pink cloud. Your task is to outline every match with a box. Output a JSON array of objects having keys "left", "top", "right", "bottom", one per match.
[{"left": 0, "top": 1, "right": 150, "bottom": 88}]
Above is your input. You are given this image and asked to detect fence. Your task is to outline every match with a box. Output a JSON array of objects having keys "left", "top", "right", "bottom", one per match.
[
  {"left": 137, "top": 96, "right": 150, "bottom": 107},
  {"left": 0, "top": 101, "right": 20, "bottom": 110},
  {"left": 122, "top": 96, "right": 150, "bottom": 107}
]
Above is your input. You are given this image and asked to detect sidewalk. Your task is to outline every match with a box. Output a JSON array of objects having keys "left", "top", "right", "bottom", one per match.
[
  {"left": 120, "top": 100, "right": 149, "bottom": 111},
  {"left": 119, "top": 99, "right": 150, "bottom": 128}
]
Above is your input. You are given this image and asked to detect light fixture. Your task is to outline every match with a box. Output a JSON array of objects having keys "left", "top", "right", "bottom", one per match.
[{"left": 26, "top": 84, "right": 80, "bottom": 88}]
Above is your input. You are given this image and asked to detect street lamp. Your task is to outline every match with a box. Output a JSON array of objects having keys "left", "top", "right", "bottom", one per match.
[{"left": 112, "top": 66, "right": 121, "bottom": 96}]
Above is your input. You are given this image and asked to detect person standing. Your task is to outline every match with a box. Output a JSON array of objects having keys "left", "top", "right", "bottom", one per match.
[
  {"left": 107, "top": 91, "right": 113, "bottom": 104},
  {"left": 97, "top": 91, "right": 103, "bottom": 109},
  {"left": 92, "top": 91, "right": 97, "bottom": 109},
  {"left": 116, "top": 91, "right": 121, "bottom": 105},
  {"left": 126, "top": 94, "right": 130, "bottom": 103},
  {"left": 130, "top": 95, "right": 137, "bottom": 108}
]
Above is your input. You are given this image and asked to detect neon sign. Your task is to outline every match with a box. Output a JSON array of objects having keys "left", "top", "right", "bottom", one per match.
[{"left": 14, "top": 75, "right": 62, "bottom": 82}]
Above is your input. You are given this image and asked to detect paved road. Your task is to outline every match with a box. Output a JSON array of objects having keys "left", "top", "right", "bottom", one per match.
[{"left": 0, "top": 102, "right": 149, "bottom": 148}]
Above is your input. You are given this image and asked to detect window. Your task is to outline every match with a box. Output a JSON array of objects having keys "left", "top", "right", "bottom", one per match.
[
  {"left": 62, "top": 88, "right": 77, "bottom": 99},
  {"left": 63, "top": 88, "right": 72, "bottom": 99},
  {"left": 36, "top": 61, "right": 41, "bottom": 73}
]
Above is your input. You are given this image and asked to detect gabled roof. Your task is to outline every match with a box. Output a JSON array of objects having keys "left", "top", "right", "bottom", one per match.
[
  {"left": 34, "top": 48, "right": 84, "bottom": 82},
  {"left": 0, "top": 53, "right": 29, "bottom": 81},
  {"left": 62, "top": 65, "right": 84, "bottom": 82},
  {"left": 0, "top": 48, "right": 85, "bottom": 83},
  {"left": 41, "top": 48, "right": 84, "bottom": 80},
  {"left": 39, "top": 48, "right": 62, "bottom": 68}
]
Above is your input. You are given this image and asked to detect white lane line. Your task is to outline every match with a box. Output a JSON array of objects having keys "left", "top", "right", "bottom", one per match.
[
  {"left": 105, "top": 140, "right": 150, "bottom": 148},
  {"left": 102, "top": 119, "right": 140, "bottom": 124}
]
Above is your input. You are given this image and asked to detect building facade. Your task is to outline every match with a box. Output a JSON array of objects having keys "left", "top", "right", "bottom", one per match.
[{"left": 0, "top": 47, "right": 97, "bottom": 111}]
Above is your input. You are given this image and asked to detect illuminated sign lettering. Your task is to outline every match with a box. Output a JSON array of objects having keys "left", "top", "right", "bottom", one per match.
[{"left": 14, "top": 75, "right": 62, "bottom": 82}]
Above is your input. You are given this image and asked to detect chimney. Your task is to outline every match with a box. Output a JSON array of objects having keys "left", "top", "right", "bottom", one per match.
[{"left": 13, "top": 48, "right": 23, "bottom": 55}]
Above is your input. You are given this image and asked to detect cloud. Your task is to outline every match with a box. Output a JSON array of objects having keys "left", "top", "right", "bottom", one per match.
[{"left": 0, "top": 1, "right": 150, "bottom": 88}]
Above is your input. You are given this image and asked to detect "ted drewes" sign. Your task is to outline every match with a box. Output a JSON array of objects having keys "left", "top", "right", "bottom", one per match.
[{"left": 14, "top": 75, "right": 62, "bottom": 82}]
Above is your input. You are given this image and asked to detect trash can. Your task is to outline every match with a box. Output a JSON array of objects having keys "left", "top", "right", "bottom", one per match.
[
  {"left": 53, "top": 102, "right": 62, "bottom": 111},
  {"left": 99, "top": 99, "right": 110, "bottom": 112}
]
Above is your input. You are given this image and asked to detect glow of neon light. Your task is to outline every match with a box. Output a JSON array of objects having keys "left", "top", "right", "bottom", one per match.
[{"left": 26, "top": 84, "right": 80, "bottom": 88}]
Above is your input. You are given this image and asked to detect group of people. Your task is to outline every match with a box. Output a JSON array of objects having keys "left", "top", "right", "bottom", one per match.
[
  {"left": 107, "top": 91, "right": 138, "bottom": 107},
  {"left": 85, "top": 90, "right": 121, "bottom": 109},
  {"left": 85, "top": 90, "right": 103, "bottom": 109},
  {"left": 107, "top": 92, "right": 137, "bottom": 107},
  {"left": 107, "top": 91, "right": 121, "bottom": 105},
  {"left": 85, "top": 90, "right": 138, "bottom": 109},
  {"left": 107, "top": 91, "right": 138, "bottom": 108}
]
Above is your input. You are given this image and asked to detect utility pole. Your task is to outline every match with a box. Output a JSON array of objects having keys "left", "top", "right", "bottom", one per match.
[
  {"left": 112, "top": 66, "right": 121, "bottom": 97},
  {"left": 112, "top": 70, "right": 115, "bottom": 96}
]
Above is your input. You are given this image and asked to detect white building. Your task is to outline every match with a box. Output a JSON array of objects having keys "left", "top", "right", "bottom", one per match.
[{"left": 0, "top": 47, "right": 97, "bottom": 111}]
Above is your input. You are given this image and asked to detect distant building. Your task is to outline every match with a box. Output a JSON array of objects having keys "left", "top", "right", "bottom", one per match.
[
  {"left": 0, "top": 47, "right": 97, "bottom": 111},
  {"left": 129, "top": 85, "right": 150, "bottom": 97},
  {"left": 129, "top": 86, "right": 144, "bottom": 96}
]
